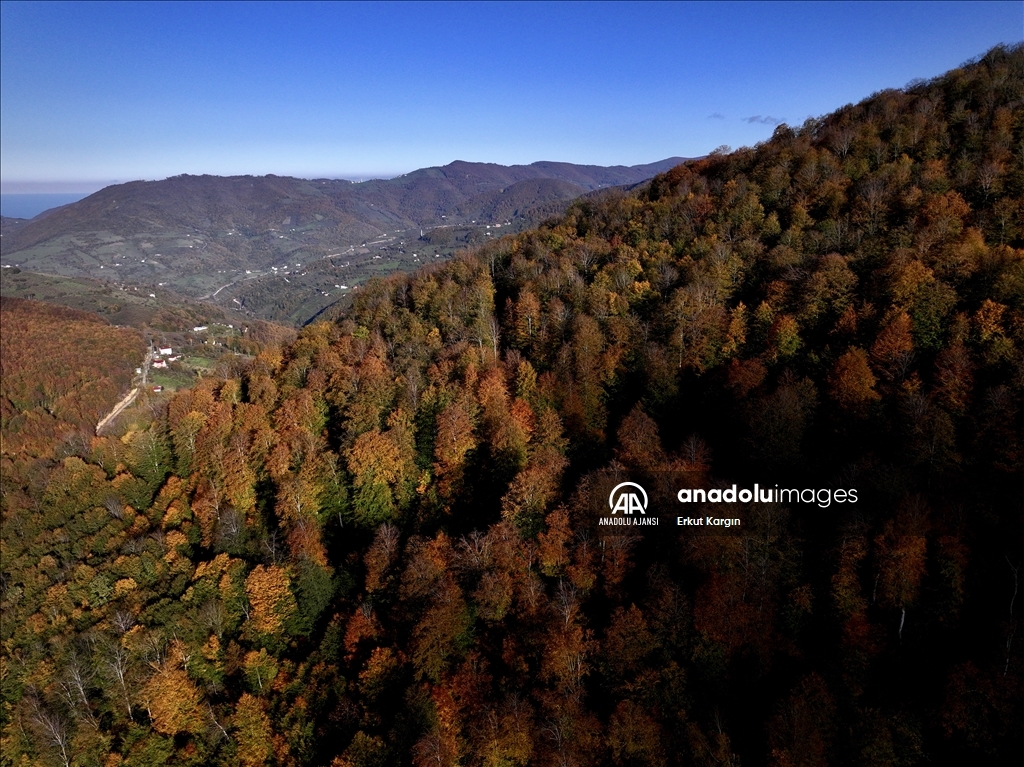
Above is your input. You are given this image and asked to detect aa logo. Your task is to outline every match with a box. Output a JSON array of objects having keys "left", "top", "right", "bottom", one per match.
[{"left": 608, "top": 482, "right": 648, "bottom": 515}]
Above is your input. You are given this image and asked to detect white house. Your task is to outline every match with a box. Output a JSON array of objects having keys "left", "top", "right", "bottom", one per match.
[{"left": 159, "top": 347, "right": 172, "bottom": 356}]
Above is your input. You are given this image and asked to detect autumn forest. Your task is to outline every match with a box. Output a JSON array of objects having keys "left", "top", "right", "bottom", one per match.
[{"left": 1, "top": 45, "right": 1023, "bottom": 766}]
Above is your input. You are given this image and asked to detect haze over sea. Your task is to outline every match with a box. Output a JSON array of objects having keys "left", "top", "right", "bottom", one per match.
[{"left": 1, "top": 194, "right": 92, "bottom": 219}]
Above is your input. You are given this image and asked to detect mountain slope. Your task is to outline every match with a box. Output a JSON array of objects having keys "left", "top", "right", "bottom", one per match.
[
  {"left": 0, "top": 297, "right": 145, "bottom": 458},
  {"left": 0, "top": 158, "right": 686, "bottom": 320},
  {"left": 2, "top": 45, "right": 1021, "bottom": 767}
]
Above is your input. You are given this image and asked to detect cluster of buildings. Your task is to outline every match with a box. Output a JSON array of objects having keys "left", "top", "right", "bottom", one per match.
[{"left": 151, "top": 346, "right": 181, "bottom": 369}]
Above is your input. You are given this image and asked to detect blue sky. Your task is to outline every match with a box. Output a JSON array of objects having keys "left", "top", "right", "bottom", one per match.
[{"left": 1, "top": 1, "right": 1020, "bottom": 192}]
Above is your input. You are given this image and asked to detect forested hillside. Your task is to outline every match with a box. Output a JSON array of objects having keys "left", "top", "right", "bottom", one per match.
[
  {"left": 0, "top": 298, "right": 145, "bottom": 459},
  {"left": 0, "top": 158, "right": 685, "bottom": 325},
  {"left": 1, "top": 45, "right": 1022, "bottom": 767}
]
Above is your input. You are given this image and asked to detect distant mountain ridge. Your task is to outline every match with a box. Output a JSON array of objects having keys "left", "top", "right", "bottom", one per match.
[
  {"left": 0, "top": 157, "right": 686, "bottom": 321},
  {"left": 0, "top": 158, "right": 685, "bottom": 253}
]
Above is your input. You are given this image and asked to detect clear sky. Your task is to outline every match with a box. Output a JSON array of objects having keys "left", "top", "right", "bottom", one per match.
[{"left": 1, "top": 1, "right": 1020, "bottom": 192}]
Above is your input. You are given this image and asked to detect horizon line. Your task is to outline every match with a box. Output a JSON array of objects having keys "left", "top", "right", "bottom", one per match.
[{"left": 1, "top": 156, "right": 690, "bottom": 195}]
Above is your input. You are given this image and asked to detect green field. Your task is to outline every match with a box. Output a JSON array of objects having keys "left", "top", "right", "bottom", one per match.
[
  {"left": 180, "top": 355, "right": 217, "bottom": 369},
  {"left": 148, "top": 368, "right": 196, "bottom": 390}
]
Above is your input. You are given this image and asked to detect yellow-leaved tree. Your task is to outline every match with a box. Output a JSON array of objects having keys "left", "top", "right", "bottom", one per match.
[{"left": 245, "top": 565, "right": 297, "bottom": 636}]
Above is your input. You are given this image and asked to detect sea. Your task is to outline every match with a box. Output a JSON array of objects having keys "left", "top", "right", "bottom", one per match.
[{"left": 1, "top": 193, "right": 92, "bottom": 219}]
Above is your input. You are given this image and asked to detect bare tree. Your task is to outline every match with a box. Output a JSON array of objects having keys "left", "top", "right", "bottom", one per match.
[
  {"left": 58, "top": 654, "right": 97, "bottom": 729},
  {"left": 977, "top": 161, "right": 1003, "bottom": 201},
  {"left": 112, "top": 608, "right": 137, "bottom": 635},
  {"left": 100, "top": 641, "right": 136, "bottom": 721},
  {"left": 262, "top": 528, "right": 281, "bottom": 564},
  {"left": 829, "top": 126, "right": 854, "bottom": 158},
  {"left": 199, "top": 599, "right": 227, "bottom": 639},
  {"left": 216, "top": 506, "right": 244, "bottom": 548},
  {"left": 104, "top": 495, "right": 125, "bottom": 520},
  {"left": 28, "top": 695, "right": 71, "bottom": 767},
  {"left": 556, "top": 579, "right": 579, "bottom": 628},
  {"left": 487, "top": 315, "right": 502, "bottom": 360}
]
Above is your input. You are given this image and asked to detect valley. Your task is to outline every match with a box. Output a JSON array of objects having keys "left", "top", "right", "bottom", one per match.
[{"left": 1, "top": 158, "right": 683, "bottom": 325}]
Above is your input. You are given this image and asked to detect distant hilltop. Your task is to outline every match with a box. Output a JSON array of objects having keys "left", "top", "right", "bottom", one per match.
[
  {"left": 0, "top": 157, "right": 688, "bottom": 324},
  {"left": 0, "top": 157, "right": 688, "bottom": 252}
]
